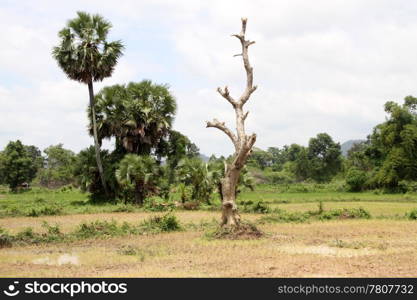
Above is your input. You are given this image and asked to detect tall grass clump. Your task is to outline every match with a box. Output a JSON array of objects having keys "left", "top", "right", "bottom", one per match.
[
  {"left": 407, "top": 209, "right": 417, "bottom": 220},
  {"left": 139, "top": 214, "right": 181, "bottom": 233}
]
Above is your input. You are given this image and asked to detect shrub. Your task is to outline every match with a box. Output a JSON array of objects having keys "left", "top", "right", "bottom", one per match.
[
  {"left": 73, "top": 220, "right": 135, "bottom": 239},
  {"left": 407, "top": 209, "right": 417, "bottom": 220},
  {"left": 264, "top": 171, "right": 295, "bottom": 184},
  {"left": 143, "top": 197, "right": 175, "bottom": 212},
  {"left": 5, "top": 207, "right": 24, "bottom": 217},
  {"left": 15, "top": 227, "right": 43, "bottom": 244},
  {"left": 140, "top": 214, "right": 181, "bottom": 233},
  {"left": 399, "top": 180, "right": 417, "bottom": 193},
  {"left": 26, "top": 205, "right": 62, "bottom": 217},
  {"left": 319, "top": 208, "right": 371, "bottom": 220},
  {"left": 205, "top": 221, "right": 263, "bottom": 240},
  {"left": 345, "top": 168, "right": 368, "bottom": 192},
  {"left": 0, "top": 227, "right": 13, "bottom": 248},
  {"left": 240, "top": 200, "right": 270, "bottom": 214}
]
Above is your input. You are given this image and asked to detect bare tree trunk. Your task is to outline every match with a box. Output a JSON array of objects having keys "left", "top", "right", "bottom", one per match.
[
  {"left": 88, "top": 79, "right": 109, "bottom": 197},
  {"left": 207, "top": 18, "right": 257, "bottom": 227}
]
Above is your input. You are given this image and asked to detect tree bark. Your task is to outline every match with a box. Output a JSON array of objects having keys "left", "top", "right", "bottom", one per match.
[
  {"left": 88, "top": 79, "right": 109, "bottom": 197},
  {"left": 134, "top": 181, "right": 144, "bottom": 205},
  {"left": 207, "top": 18, "right": 257, "bottom": 227}
]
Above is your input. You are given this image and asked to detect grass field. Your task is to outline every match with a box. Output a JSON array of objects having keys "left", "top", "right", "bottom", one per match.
[{"left": 1, "top": 185, "right": 417, "bottom": 277}]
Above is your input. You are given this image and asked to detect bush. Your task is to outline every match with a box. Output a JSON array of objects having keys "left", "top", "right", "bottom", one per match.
[
  {"left": 41, "top": 222, "right": 63, "bottom": 242},
  {"left": 73, "top": 220, "right": 136, "bottom": 239},
  {"left": 140, "top": 214, "right": 181, "bottom": 233},
  {"left": 0, "top": 227, "right": 13, "bottom": 248},
  {"left": 26, "top": 205, "right": 62, "bottom": 217},
  {"left": 345, "top": 168, "right": 368, "bottom": 192},
  {"left": 399, "top": 180, "right": 417, "bottom": 193},
  {"left": 143, "top": 197, "right": 175, "bottom": 212},
  {"left": 264, "top": 171, "right": 295, "bottom": 184},
  {"left": 240, "top": 200, "right": 270, "bottom": 214},
  {"left": 407, "top": 209, "right": 417, "bottom": 220},
  {"left": 319, "top": 208, "right": 371, "bottom": 220},
  {"left": 205, "top": 221, "right": 263, "bottom": 240},
  {"left": 15, "top": 227, "right": 43, "bottom": 244}
]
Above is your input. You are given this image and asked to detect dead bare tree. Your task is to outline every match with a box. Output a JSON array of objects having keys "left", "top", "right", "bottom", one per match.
[{"left": 206, "top": 18, "right": 257, "bottom": 227}]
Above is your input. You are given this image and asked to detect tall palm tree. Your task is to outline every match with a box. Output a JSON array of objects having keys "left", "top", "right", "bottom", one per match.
[
  {"left": 52, "top": 11, "right": 124, "bottom": 196},
  {"left": 92, "top": 80, "right": 176, "bottom": 155}
]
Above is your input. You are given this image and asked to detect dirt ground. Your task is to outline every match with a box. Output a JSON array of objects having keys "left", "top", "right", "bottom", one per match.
[{"left": 1, "top": 212, "right": 417, "bottom": 277}]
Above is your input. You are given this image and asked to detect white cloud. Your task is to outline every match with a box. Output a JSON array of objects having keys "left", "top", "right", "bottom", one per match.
[{"left": 2, "top": 0, "right": 417, "bottom": 157}]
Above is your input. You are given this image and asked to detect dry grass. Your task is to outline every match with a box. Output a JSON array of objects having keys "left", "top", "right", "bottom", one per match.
[{"left": 1, "top": 211, "right": 417, "bottom": 277}]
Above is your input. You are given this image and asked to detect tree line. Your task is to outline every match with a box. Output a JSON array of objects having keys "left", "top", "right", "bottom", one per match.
[
  {"left": 245, "top": 96, "right": 417, "bottom": 193},
  {"left": 1, "top": 94, "right": 416, "bottom": 200}
]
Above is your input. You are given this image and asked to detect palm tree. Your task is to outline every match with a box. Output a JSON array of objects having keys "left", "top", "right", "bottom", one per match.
[
  {"left": 208, "top": 158, "right": 254, "bottom": 201},
  {"left": 52, "top": 11, "right": 124, "bottom": 197},
  {"left": 177, "top": 158, "right": 214, "bottom": 204},
  {"left": 93, "top": 80, "right": 176, "bottom": 155},
  {"left": 116, "top": 154, "right": 157, "bottom": 204}
]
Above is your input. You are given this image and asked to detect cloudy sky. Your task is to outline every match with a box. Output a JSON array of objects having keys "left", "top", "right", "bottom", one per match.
[{"left": 1, "top": 0, "right": 417, "bottom": 156}]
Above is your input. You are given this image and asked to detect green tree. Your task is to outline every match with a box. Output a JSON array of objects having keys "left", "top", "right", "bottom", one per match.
[
  {"left": 24, "top": 145, "right": 44, "bottom": 178},
  {"left": 38, "top": 144, "right": 76, "bottom": 188},
  {"left": 369, "top": 96, "right": 417, "bottom": 189},
  {"left": 1, "top": 140, "right": 38, "bottom": 191},
  {"left": 346, "top": 140, "right": 373, "bottom": 171},
  {"left": 0, "top": 152, "right": 5, "bottom": 184},
  {"left": 291, "top": 146, "right": 311, "bottom": 181},
  {"left": 116, "top": 154, "right": 158, "bottom": 204},
  {"left": 247, "top": 147, "right": 273, "bottom": 170},
  {"left": 345, "top": 167, "right": 367, "bottom": 192},
  {"left": 73, "top": 146, "right": 119, "bottom": 201},
  {"left": 52, "top": 11, "right": 124, "bottom": 196},
  {"left": 307, "top": 133, "right": 342, "bottom": 182}
]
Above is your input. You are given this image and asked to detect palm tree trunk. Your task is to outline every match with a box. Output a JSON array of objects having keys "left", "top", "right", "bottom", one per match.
[
  {"left": 134, "top": 181, "right": 144, "bottom": 205},
  {"left": 88, "top": 79, "right": 109, "bottom": 197}
]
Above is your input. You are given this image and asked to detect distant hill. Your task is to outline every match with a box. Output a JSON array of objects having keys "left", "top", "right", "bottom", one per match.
[{"left": 341, "top": 139, "right": 365, "bottom": 156}]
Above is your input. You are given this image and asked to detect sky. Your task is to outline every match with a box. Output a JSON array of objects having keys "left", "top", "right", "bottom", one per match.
[{"left": 1, "top": 0, "right": 417, "bottom": 157}]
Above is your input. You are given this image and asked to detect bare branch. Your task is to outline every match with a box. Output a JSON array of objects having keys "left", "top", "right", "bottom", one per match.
[
  {"left": 217, "top": 86, "right": 237, "bottom": 107},
  {"left": 231, "top": 34, "right": 244, "bottom": 42},
  {"left": 240, "top": 17, "right": 247, "bottom": 36},
  {"left": 206, "top": 119, "right": 238, "bottom": 150},
  {"left": 232, "top": 18, "right": 256, "bottom": 106},
  {"left": 243, "top": 111, "right": 249, "bottom": 121},
  {"left": 246, "top": 133, "right": 257, "bottom": 149}
]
